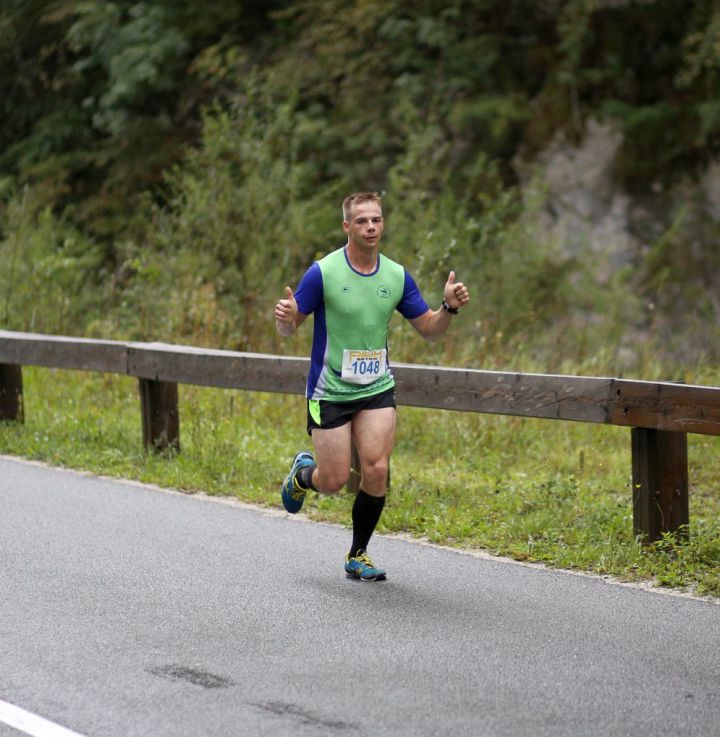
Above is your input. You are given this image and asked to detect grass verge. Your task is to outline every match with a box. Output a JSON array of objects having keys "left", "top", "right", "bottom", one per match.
[{"left": 1, "top": 367, "right": 718, "bottom": 596}]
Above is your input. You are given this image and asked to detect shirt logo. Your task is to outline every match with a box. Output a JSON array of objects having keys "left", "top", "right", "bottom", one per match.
[
  {"left": 342, "top": 286, "right": 352, "bottom": 294},
  {"left": 377, "top": 285, "right": 390, "bottom": 298}
]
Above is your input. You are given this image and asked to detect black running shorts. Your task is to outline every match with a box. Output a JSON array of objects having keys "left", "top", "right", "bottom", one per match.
[{"left": 306, "top": 388, "right": 396, "bottom": 435}]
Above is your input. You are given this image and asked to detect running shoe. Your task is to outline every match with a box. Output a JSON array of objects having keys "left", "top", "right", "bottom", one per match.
[
  {"left": 344, "top": 549, "right": 387, "bottom": 581},
  {"left": 281, "top": 451, "right": 315, "bottom": 513}
]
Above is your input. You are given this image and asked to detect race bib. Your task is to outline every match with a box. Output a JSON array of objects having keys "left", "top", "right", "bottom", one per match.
[{"left": 341, "top": 349, "right": 387, "bottom": 385}]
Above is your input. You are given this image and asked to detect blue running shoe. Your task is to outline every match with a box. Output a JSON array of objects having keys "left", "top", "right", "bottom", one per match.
[
  {"left": 344, "top": 549, "right": 386, "bottom": 581},
  {"left": 281, "top": 451, "right": 315, "bottom": 514}
]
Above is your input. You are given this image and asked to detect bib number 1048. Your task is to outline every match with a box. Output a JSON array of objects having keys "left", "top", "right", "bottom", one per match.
[
  {"left": 341, "top": 349, "right": 387, "bottom": 385},
  {"left": 353, "top": 357, "right": 381, "bottom": 375}
]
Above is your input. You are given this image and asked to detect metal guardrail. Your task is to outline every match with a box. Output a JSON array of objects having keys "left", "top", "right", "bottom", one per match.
[{"left": 2, "top": 329, "right": 719, "bottom": 542}]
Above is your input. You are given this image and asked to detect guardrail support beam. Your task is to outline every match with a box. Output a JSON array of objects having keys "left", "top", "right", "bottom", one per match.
[
  {"left": 139, "top": 378, "right": 179, "bottom": 452},
  {"left": 631, "top": 428, "right": 689, "bottom": 543},
  {"left": 0, "top": 364, "right": 23, "bottom": 422}
]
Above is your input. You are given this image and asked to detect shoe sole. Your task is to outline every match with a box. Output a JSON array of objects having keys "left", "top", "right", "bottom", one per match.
[
  {"left": 281, "top": 493, "right": 303, "bottom": 514},
  {"left": 281, "top": 478, "right": 305, "bottom": 512},
  {"left": 345, "top": 572, "right": 387, "bottom": 582}
]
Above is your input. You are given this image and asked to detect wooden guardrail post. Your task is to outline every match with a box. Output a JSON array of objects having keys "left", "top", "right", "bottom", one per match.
[
  {"left": 347, "top": 443, "right": 361, "bottom": 494},
  {"left": 0, "top": 364, "right": 23, "bottom": 422},
  {"left": 138, "top": 378, "right": 179, "bottom": 452},
  {"left": 631, "top": 428, "right": 689, "bottom": 543}
]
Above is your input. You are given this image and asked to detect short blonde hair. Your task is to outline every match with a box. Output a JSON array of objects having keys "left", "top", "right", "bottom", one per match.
[{"left": 342, "top": 192, "right": 383, "bottom": 222}]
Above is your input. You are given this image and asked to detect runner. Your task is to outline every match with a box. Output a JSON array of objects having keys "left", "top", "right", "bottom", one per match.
[{"left": 274, "top": 192, "right": 470, "bottom": 580}]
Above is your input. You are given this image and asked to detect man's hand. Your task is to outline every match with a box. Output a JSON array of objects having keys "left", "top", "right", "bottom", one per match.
[
  {"left": 275, "top": 286, "right": 299, "bottom": 336},
  {"left": 409, "top": 270, "right": 471, "bottom": 341},
  {"left": 444, "top": 271, "right": 470, "bottom": 310}
]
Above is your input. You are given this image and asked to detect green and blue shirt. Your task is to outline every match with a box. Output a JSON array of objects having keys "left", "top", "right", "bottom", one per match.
[{"left": 295, "top": 246, "right": 429, "bottom": 401}]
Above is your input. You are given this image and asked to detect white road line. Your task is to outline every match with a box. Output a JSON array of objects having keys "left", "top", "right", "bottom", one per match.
[{"left": 0, "top": 700, "right": 88, "bottom": 737}]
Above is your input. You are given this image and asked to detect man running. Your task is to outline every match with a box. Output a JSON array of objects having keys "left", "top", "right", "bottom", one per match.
[{"left": 274, "top": 192, "right": 470, "bottom": 581}]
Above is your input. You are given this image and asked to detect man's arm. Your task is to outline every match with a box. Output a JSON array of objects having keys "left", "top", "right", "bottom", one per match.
[
  {"left": 409, "top": 271, "right": 470, "bottom": 342},
  {"left": 275, "top": 286, "right": 307, "bottom": 336},
  {"left": 276, "top": 263, "right": 322, "bottom": 336}
]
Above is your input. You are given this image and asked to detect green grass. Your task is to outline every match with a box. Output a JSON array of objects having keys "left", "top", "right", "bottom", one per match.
[{"left": 1, "top": 366, "right": 719, "bottom": 596}]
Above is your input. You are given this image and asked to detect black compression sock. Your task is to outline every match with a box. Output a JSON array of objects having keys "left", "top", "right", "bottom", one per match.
[
  {"left": 296, "top": 463, "right": 317, "bottom": 491},
  {"left": 350, "top": 489, "right": 386, "bottom": 557}
]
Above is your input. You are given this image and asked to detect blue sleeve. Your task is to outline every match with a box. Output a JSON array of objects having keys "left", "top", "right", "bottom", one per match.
[
  {"left": 294, "top": 262, "right": 323, "bottom": 315},
  {"left": 396, "top": 270, "right": 429, "bottom": 320}
]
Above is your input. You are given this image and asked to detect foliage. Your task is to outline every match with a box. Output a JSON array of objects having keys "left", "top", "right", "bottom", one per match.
[
  {"left": 1, "top": 0, "right": 720, "bottom": 361},
  {"left": 67, "top": 2, "right": 191, "bottom": 135},
  {"left": 105, "top": 86, "right": 337, "bottom": 349},
  {"left": 4, "top": 1, "right": 719, "bottom": 224},
  {"left": 0, "top": 185, "right": 105, "bottom": 333}
]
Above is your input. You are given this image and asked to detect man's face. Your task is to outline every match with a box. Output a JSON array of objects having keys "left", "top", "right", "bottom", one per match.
[{"left": 343, "top": 201, "right": 384, "bottom": 250}]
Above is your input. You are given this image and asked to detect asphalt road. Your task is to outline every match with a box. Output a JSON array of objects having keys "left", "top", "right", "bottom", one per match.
[{"left": 1, "top": 455, "right": 718, "bottom": 737}]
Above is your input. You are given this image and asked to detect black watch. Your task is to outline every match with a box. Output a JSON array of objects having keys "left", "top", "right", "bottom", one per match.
[{"left": 441, "top": 299, "right": 459, "bottom": 315}]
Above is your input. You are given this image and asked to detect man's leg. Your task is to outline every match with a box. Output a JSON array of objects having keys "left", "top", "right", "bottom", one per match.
[
  {"left": 344, "top": 406, "right": 395, "bottom": 580},
  {"left": 352, "top": 406, "right": 396, "bottom": 495},
  {"left": 309, "top": 422, "right": 353, "bottom": 494},
  {"left": 300, "top": 404, "right": 394, "bottom": 499},
  {"left": 280, "top": 397, "right": 394, "bottom": 580},
  {"left": 281, "top": 408, "right": 352, "bottom": 513}
]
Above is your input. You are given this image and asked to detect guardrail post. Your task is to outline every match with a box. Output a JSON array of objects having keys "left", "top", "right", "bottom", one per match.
[
  {"left": 138, "top": 378, "right": 179, "bottom": 452},
  {"left": 0, "top": 364, "right": 23, "bottom": 422},
  {"left": 347, "top": 443, "right": 361, "bottom": 494},
  {"left": 631, "top": 428, "right": 689, "bottom": 543}
]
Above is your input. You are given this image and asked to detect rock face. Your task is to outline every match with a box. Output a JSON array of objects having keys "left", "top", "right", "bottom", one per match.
[
  {"left": 701, "top": 160, "right": 720, "bottom": 223},
  {"left": 514, "top": 118, "right": 720, "bottom": 367},
  {"left": 517, "top": 118, "right": 637, "bottom": 280}
]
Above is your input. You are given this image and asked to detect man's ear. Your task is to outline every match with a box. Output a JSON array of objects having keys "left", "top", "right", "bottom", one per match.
[{"left": 342, "top": 220, "right": 350, "bottom": 234}]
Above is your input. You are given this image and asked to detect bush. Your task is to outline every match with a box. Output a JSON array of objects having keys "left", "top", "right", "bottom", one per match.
[{"left": 0, "top": 185, "right": 105, "bottom": 334}]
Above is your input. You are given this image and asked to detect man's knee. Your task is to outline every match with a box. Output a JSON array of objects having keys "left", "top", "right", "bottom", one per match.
[
  {"left": 315, "top": 467, "right": 349, "bottom": 495},
  {"left": 362, "top": 457, "right": 389, "bottom": 485}
]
